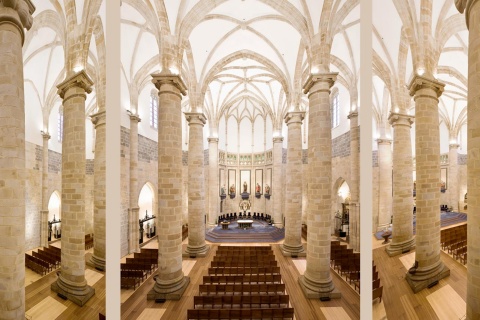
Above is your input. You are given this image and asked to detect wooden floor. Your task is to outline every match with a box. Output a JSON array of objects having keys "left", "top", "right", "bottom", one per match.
[
  {"left": 121, "top": 242, "right": 360, "bottom": 320},
  {"left": 373, "top": 246, "right": 467, "bottom": 320},
  {"left": 25, "top": 243, "right": 106, "bottom": 320}
]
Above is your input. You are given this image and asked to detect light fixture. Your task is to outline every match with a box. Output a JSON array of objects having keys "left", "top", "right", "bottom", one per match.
[{"left": 417, "top": 68, "right": 425, "bottom": 76}]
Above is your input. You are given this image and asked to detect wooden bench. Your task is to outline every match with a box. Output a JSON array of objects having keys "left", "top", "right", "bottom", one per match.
[
  {"left": 198, "top": 284, "right": 286, "bottom": 296},
  {"left": 121, "top": 277, "right": 141, "bottom": 290},
  {"left": 193, "top": 295, "right": 289, "bottom": 309},
  {"left": 208, "top": 266, "right": 281, "bottom": 276},
  {"left": 202, "top": 274, "right": 282, "bottom": 285},
  {"left": 211, "top": 260, "right": 278, "bottom": 268},
  {"left": 187, "top": 308, "right": 294, "bottom": 320}
]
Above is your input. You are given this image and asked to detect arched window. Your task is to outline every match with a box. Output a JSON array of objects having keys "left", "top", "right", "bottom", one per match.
[
  {"left": 58, "top": 108, "right": 64, "bottom": 142},
  {"left": 331, "top": 90, "right": 340, "bottom": 128},
  {"left": 150, "top": 91, "right": 158, "bottom": 130}
]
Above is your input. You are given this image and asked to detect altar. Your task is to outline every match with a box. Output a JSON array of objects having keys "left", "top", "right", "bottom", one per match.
[{"left": 237, "top": 219, "right": 253, "bottom": 229}]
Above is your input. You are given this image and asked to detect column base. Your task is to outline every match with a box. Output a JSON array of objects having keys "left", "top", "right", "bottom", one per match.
[
  {"left": 405, "top": 261, "right": 450, "bottom": 293},
  {"left": 281, "top": 243, "right": 306, "bottom": 257},
  {"left": 386, "top": 237, "right": 416, "bottom": 257},
  {"left": 298, "top": 275, "right": 341, "bottom": 299},
  {"left": 51, "top": 276, "right": 95, "bottom": 307},
  {"left": 183, "top": 244, "right": 210, "bottom": 258},
  {"left": 147, "top": 276, "right": 190, "bottom": 301},
  {"left": 87, "top": 254, "right": 106, "bottom": 271}
]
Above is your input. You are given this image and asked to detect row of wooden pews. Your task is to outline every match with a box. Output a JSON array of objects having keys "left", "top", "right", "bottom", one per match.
[
  {"left": 121, "top": 248, "right": 158, "bottom": 290},
  {"left": 352, "top": 262, "right": 383, "bottom": 303},
  {"left": 25, "top": 245, "right": 61, "bottom": 275},
  {"left": 441, "top": 224, "right": 467, "bottom": 265},
  {"left": 188, "top": 246, "right": 294, "bottom": 320},
  {"left": 331, "top": 240, "right": 360, "bottom": 284}
]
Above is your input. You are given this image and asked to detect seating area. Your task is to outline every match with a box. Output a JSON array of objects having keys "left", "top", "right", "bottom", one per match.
[
  {"left": 441, "top": 224, "right": 467, "bottom": 265},
  {"left": 187, "top": 246, "right": 294, "bottom": 320},
  {"left": 218, "top": 212, "right": 272, "bottom": 224},
  {"left": 351, "top": 262, "right": 383, "bottom": 303},
  {"left": 25, "top": 245, "right": 61, "bottom": 275},
  {"left": 120, "top": 248, "right": 158, "bottom": 290}
]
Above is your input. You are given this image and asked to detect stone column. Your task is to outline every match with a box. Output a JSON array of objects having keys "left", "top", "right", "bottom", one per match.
[
  {"left": 148, "top": 73, "right": 189, "bottom": 300},
  {"left": 299, "top": 73, "right": 340, "bottom": 299},
  {"left": 348, "top": 111, "right": 360, "bottom": 252},
  {"left": 405, "top": 75, "right": 450, "bottom": 293},
  {"left": 448, "top": 143, "right": 459, "bottom": 211},
  {"left": 128, "top": 112, "right": 141, "bottom": 254},
  {"left": 0, "top": 2, "right": 34, "bottom": 318},
  {"left": 89, "top": 110, "right": 106, "bottom": 270},
  {"left": 376, "top": 138, "right": 392, "bottom": 231},
  {"left": 51, "top": 70, "right": 95, "bottom": 305},
  {"left": 208, "top": 137, "right": 219, "bottom": 228},
  {"left": 41, "top": 132, "right": 51, "bottom": 247},
  {"left": 272, "top": 136, "right": 284, "bottom": 228},
  {"left": 183, "top": 112, "right": 209, "bottom": 257},
  {"left": 457, "top": 1, "right": 480, "bottom": 317},
  {"left": 282, "top": 111, "right": 306, "bottom": 257},
  {"left": 386, "top": 113, "right": 416, "bottom": 256}
]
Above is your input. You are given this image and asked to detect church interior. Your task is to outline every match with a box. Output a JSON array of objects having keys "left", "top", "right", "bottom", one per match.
[{"left": 2, "top": 0, "right": 480, "bottom": 319}]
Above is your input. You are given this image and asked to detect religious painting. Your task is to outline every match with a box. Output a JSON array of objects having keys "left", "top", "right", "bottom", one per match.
[
  {"left": 219, "top": 168, "right": 225, "bottom": 196},
  {"left": 228, "top": 169, "right": 236, "bottom": 195},
  {"left": 441, "top": 168, "right": 447, "bottom": 193},
  {"left": 266, "top": 168, "right": 272, "bottom": 195},
  {"left": 255, "top": 169, "right": 263, "bottom": 194},
  {"left": 240, "top": 170, "right": 251, "bottom": 193}
]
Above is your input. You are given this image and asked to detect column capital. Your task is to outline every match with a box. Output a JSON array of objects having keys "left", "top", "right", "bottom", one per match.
[
  {"left": 207, "top": 137, "right": 219, "bottom": 143},
  {"left": 273, "top": 136, "right": 284, "bottom": 143},
  {"left": 407, "top": 75, "right": 444, "bottom": 98},
  {"left": 91, "top": 110, "right": 106, "bottom": 127},
  {"left": 127, "top": 110, "right": 141, "bottom": 123},
  {"left": 449, "top": 143, "right": 460, "bottom": 150},
  {"left": 303, "top": 72, "right": 338, "bottom": 94},
  {"left": 347, "top": 111, "right": 358, "bottom": 119},
  {"left": 455, "top": 0, "right": 479, "bottom": 29},
  {"left": 41, "top": 131, "right": 51, "bottom": 140},
  {"left": 0, "top": 0, "right": 35, "bottom": 37},
  {"left": 388, "top": 112, "right": 414, "bottom": 127},
  {"left": 151, "top": 72, "right": 187, "bottom": 96},
  {"left": 285, "top": 111, "right": 305, "bottom": 125},
  {"left": 377, "top": 138, "right": 392, "bottom": 145},
  {"left": 57, "top": 70, "right": 93, "bottom": 99},
  {"left": 185, "top": 112, "right": 206, "bottom": 126}
]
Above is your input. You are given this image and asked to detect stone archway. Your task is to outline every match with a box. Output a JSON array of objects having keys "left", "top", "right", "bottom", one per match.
[
  {"left": 47, "top": 191, "right": 61, "bottom": 241},
  {"left": 138, "top": 182, "right": 156, "bottom": 244},
  {"left": 332, "top": 177, "right": 351, "bottom": 237}
]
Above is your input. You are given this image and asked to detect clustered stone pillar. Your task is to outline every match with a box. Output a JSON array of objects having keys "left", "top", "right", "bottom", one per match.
[
  {"left": 456, "top": 0, "right": 480, "bottom": 317},
  {"left": 89, "top": 110, "right": 106, "bottom": 270},
  {"left": 282, "top": 111, "right": 306, "bottom": 257},
  {"left": 184, "top": 112, "right": 209, "bottom": 257},
  {"left": 272, "top": 136, "right": 284, "bottom": 228},
  {"left": 299, "top": 73, "right": 340, "bottom": 299},
  {"left": 348, "top": 111, "right": 360, "bottom": 252},
  {"left": 148, "top": 73, "right": 189, "bottom": 300},
  {"left": 0, "top": 1, "right": 34, "bottom": 318},
  {"left": 41, "top": 132, "right": 51, "bottom": 247},
  {"left": 376, "top": 138, "right": 392, "bottom": 231},
  {"left": 208, "top": 137, "right": 219, "bottom": 228},
  {"left": 51, "top": 70, "right": 95, "bottom": 305},
  {"left": 386, "top": 113, "right": 415, "bottom": 256},
  {"left": 129, "top": 113, "right": 141, "bottom": 254},
  {"left": 448, "top": 143, "right": 459, "bottom": 212},
  {"left": 405, "top": 75, "right": 450, "bottom": 293}
]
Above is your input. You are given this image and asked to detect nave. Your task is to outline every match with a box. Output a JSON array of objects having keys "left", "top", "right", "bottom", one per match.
[{"left": 121, "top": 239, "right": 360, "bottom": 320}]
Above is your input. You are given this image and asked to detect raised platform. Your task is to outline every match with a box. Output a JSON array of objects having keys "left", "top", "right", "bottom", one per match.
[{"left": 205, "top": 221, "right": 285, "bottom": 243}]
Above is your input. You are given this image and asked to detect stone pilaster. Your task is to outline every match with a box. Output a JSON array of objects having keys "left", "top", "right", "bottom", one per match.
[
  {"left": 386, "top": 113, "right": 416, "bottom": 256},
  {"left": 376, "top": 138, "right": 392, "bottom": 231},
  {"left": 405, "top": 75, "right": 450, "bottom": 293},
  {"left": 448, "top": 143, "right": 459, "bottom": 211},
  {"left": 51, "top": 70, "right": 95, "bottom": 305},
  {"left": 128, "top": 112, "right": 141, "bottom": 253},
  {"left": 183, "top": 112, "right": 209, "bottom": 257},
  {"left": 148, "top": 73, "right": 189, "bottom": 300},
  {"left": 272, "top": 136, "right": 284, "bottom": 228},
  {"left": 41, "top": 132, "right": 51, "bottom": 247},
  {"left": 0, "top": 2, "right": 34, "bottom": 317},
  {"left": 348, "top": 111, "right": 360, "bottom": 252},
  {"left": 89, "top": 110, "right": 106, "bottom": 271},
  {"left": 457, "top": 1, "right": 480, "bottom": 317},
  {"left": 208, "top": 137, "right": 219, "bottom": 228},
  {"left": 282, "top": 111, "right": 306, "bottom": 257},
  {"left": 299, "top": 73, "right": 340, "bottom": 299}
]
